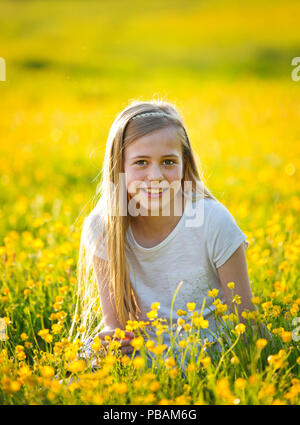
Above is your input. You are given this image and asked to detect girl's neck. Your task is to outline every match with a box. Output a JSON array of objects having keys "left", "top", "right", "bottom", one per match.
[{"left": 129, "top": 193, "right": 186, "bottom": 240}]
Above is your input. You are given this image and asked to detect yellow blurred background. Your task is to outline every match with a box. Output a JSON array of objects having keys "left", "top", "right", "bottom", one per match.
[{"left": 0, "top": 0, "right": 299, "bottom": 287}]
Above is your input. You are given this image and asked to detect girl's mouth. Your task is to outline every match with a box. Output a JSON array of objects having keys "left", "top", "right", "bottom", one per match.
[{"left": 141, "top": 188, "right": 167, "bottom": 198}]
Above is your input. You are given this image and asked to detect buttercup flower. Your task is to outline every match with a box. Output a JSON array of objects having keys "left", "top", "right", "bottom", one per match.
[
  {"left": 227, "top": 281, "right": 235, "bottom": 290},
  {"left": 208, "top": 288, "right": 219, "bottom": 297}
]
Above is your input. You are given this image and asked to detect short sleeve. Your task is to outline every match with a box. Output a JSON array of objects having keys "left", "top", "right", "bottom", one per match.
[
  {"left": 81, "top": 210, "right": 108, "bottom": 261},
  {"left": 206, "top": 200, "right": 249, "bottom": 269}
]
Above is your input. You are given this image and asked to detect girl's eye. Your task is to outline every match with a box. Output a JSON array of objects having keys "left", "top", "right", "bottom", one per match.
[
  {"left": 163, "top": 159, "right": 175, "bottom": 166},
  {"left": 135, "top": 160, "right": 147, "bottom": 166},
  {"left": 135, "top": 159, "right": 175, "bottom": 166}
]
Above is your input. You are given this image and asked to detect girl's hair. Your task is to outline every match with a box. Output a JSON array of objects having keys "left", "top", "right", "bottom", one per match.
[{"left": 68, "top": 98, "right": 218, "bottom": 345}]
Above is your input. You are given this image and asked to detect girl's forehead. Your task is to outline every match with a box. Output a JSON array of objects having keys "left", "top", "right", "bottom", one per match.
[{"left": 125, "top": 127, "right": 181, "bottom": 157}]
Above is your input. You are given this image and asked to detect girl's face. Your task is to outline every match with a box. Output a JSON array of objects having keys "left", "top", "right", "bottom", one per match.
[{"left": 123, "top": 126, "right": 184, "bottom": 215}]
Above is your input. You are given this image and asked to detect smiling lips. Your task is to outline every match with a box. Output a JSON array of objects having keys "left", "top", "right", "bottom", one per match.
[{"left": 141, "top": 188, "right": 167, "bottom": 198}]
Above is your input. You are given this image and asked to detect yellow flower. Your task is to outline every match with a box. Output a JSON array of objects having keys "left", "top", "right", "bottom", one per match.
[
  {"left": 258, "top": 383, "right": 275, "bottom": 399},
  {"left": 144, "top": 394, "right": 155, "bottom": 403},
  {"left": 40, "top": 366, "right": 55, "bottom": 379},
  {"left": 113, "top": 328, "right": 125, "bottom": 339},
  {"left": 272, "top": 327, "right": 284, "bottom": 335},
  {"left": 18, "top": 365, "right": 32, "bottom": 378},
  {"left": 177, "top": 318, "right": 185, "bottom": 326},
  {"left": 169, "top": 368, "right": 178, "bottom": 378},
  {"left": 53, "top": 302, "right": 61, "bottom": 311},
  {"left": 67, "top": 360, "right": 86, "bottom": 373},
  {"left": 200, "top": 356, "right": 211, "bottom": 367},
  {"left": 56, "top": 310, "right": 67, "bottom": 320},
  {"left": 251, "top": 297, "right": 261, "bottom": 305},
  {"left": 241, "top": 311, "right": 249, "bottom": 319},
  {"left": 178, "top": 339, "right": 188, "bottom": 349},
  {"left": 192, "top": 316, "right": 209, "bottom": 328},
  {"left": 232, "top": 294, "right": 241, "bottom": 305},
  {"left": 187, "top": 302, "right": 196, "bottom": 311},
  {"left": 113, "top": 382, "right": 127, "bottom": 395},
  {"left": 38, "top": 328, "right": 50, "bottom": 338},
  {"left": 151, "top": 302, "right": 160, "bottom": 311},
  {"left": 121, "top": 355, "right": 130, "bottom": 366},
  {"left": 55, "top": 295, "right": 63, "bottom": 303},
  {"left": 229, "top": 313, "right": 238, "bottom": 322},
  {"left": 234, "top": 378, "right": 247, "bottom": 390},
  {"left": 262, "top": 301, "right": 273, "bottom": 311},
  {"left": 208, "top": 288, "right": 219, "bottom": 297},
  {"left": 144, "top": 372, "right": 156, "bottom": 382},
  {"left": 109, "top": 340, "right": 121, "bottom": 351},
  {"left": 216, "top": 377, "right": 234, "bottom": 403},
  {"left": 130, "top": 336, "right": 144, "bottom": 350},
  {"left": 256, "top": 338, "right": 267, "bottom": 349},
  {"left": 272, "top": 399, "right": 286, "bottom": 405},
  {"left": 10, "top": 381, "right": 21, "bottom": 393},
  {"left": 234, "top": 323, "right": 246, "bottom": 336},
  {"left": 174, "top": 394, "right": 190, "bottom": 404},
  {"left": 133, "top": 356, "right": 145, "bottom": 369},
  {"left": 20, "top": 333, "right": 28, "bottom": 341},
  {"left": 280, "top": 331, "right": 292, "bottom": 343},
  {"left": 187, "top": 363, "right": 196, "bottom": 373},
  {"left": 51, "top": 323, "right": 63, "bottom": 335},
  {"left": 68, "top": 382, "right": 80, "bottom": 393},
  {"left": 44, "top": 334, "right": 53, "bottom": 343},
  {"left": 165, "top": 357, "right": 176, "bottom": 368},
  {"left": 147, "top": 310, "right": 158, "bottom": 320},
  {"left": 2, "top": 316, "right": 11, "bottom": 325},
  {"left": 146, "top": 340, "right": 155, "bottom": 350},
  {"left": 151, "top": 344, "right": 167, "bottom": 355},
  {"left": 16, "top": 350, "right": 26, "bottom": 361},
  {"left": 227, "top": 281, "right": 235, "bottom": 290},
  {"left": 134, "top": 380, "right": 142, "bottom": 390},
  {"left": 267, "top": 350, "right": 286, "bottom": 370},
  {"left": 215, "top": 302, "right": 227, "bottom": 316},
  {"left": 248, "top": 374, "right": 258, "bottom": 385},
  {"left": 177, "top": 309, "right": 187, "bottom": 316},
  {"left": 158, "top": 398, "right": 172, "bottom": 405},
  {"left": 150, "top": 381, "right": 160, "bottom": 392},
  {"left": 91, "top": 336, "right": 102, "bottom": 352},
  {"left": 230, "top": 355, "right": 240, "bottom": 365},
  {"left": 15, "top": 345, "right": 25, "bottom": 352}
]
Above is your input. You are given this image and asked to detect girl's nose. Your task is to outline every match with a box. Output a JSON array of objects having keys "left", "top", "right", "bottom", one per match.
[{"left": 147, "top": 164, "right": 164, "bottom": 182}]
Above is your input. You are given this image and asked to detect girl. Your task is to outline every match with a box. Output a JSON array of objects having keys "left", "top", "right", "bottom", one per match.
[{"left": 70, "top": 99, "right": 256, "bottom": 370}]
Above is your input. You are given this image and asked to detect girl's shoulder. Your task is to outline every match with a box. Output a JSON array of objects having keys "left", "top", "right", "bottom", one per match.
[
  {"left": 189, "top": 196, "right": 226, "bottom": 223},
  {"left": 81, "top": 200, "right": 107, "bottom": 248},
  {"left": 82, "top": 207, "right": 105, "bottom": 233},
  {"left": 189, "top": 195, "right": 244, "bottom": 235},
  {"left": 202, "top": 197, "right": 234, "bottom": 223},
  {"left": 200, "top": 197, "right": 249, "bottom": 252}
]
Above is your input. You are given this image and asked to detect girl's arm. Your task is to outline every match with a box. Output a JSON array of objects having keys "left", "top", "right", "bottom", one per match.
[
  {"left": 216, "top": 244, "right": 270, "bottom": 341},
  {"left": 93, "top": 255, "right": 123, "bottom": 330},
  {"left": 92, "top": 255, "right": 134, "bottom": 353}
]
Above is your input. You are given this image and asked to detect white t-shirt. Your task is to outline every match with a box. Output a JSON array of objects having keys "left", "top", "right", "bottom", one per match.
[{"left": 81, "top": 195, "right": 249, "bottom": 346}]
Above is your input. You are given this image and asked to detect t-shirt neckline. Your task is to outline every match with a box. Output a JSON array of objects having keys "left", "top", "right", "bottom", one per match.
[{"left": 127, "top": 196, "right": 192, "bottom": 252}]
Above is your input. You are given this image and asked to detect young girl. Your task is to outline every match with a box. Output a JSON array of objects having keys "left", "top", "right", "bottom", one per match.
[{"left": 70, "top": 99, "right": 256, "bottom": 370}]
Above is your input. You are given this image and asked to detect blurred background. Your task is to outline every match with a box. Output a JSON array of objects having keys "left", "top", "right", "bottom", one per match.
[{"left": 0, "top": 0, "right": 299, "bottom": 290}]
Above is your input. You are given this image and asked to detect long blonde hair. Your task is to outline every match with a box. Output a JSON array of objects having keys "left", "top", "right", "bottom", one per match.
[{"left": 68, "top": 99, "right": 218, "bottom": 345}]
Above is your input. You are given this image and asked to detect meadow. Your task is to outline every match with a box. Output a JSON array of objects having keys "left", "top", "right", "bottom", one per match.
[{"left": 0, "top": 0, "right": 299, "bottom": 405}]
